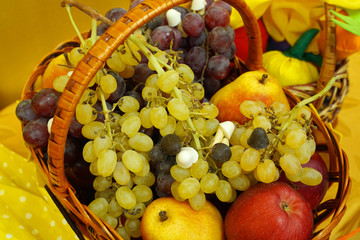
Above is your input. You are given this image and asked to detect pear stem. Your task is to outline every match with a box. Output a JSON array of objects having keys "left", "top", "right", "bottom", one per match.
[
  {"left": 159, "top": 211, "right": 168, "bottom": 222},
  {"left": 260, "top": 74, "right": 268, "bottom": 84}
]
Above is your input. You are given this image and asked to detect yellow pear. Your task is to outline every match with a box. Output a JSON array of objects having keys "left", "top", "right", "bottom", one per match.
[{"left": 210, "top": 70, "right": 290, "bottom": 124}]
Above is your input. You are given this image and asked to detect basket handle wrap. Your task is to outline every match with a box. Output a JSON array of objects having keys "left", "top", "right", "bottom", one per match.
[{"left": 47, "top": 0, "right": 263, "bottom": 193}]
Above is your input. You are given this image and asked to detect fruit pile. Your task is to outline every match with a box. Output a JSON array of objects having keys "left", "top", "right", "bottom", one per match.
[{"left": 16, "top": 1, "right": 333, "bottom": 239}]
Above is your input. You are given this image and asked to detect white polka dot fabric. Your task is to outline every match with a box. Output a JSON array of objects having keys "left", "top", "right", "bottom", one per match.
[{"left": 0, "top": 144, "right": 81, "bottom": 239}]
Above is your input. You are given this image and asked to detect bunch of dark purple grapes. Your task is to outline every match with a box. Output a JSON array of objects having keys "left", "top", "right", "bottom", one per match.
[{"left": 98, "top": 0, "right": 236, "bottom": 100}]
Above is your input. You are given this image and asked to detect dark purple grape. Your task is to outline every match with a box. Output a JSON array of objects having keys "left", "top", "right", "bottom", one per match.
[
  {"left": 68, "top": 116, "right": 83, "bottom": 138},
  {"left": 105, "top": 8, "right": 127, "bottom": 23},
  {"left": 184, "top": 46, "right": 207, "bottom": 75},
  {"left": 106, "top": 72, "right": 126, "bottom": 103},
  {"left": 203, "top": 76, "right": 221, "bottom": 99},
  {"left": 205, "top": 6, "right": 230, "bottom": 29},
  {"left": 222, "top": 42, "right": 236, "bottom": 60},
  {"left": 209, "top": 26, "right": 234, "bottom": 53},
  {"left": 182, "top": 12, "right": 205, "bottom": 37},
  {"left": 93, "top": 101, "right": 112, "bottom": 122},
  {"left": 15, "top": 99, "right": 39, "bottom": 124},
  {"left": 31, "top": 88, "right": 61, "bottom": 118},
  {"left": 206, "top": 55, "right": 231, "bottom": 80},
  {"left": 210, "top": 1, "right": 232, "bottom": 14},
  {"left": 131, "top": 63, "right": 155, "bottom": 86},
  {"left": 150, "top": 25, "right": 177, "bottom": 50},
  {"left": 247, "top": 127, "right": 270, "bottom": 150},
  {"left": 64, "top": 135, "right": 82, "bottom": 168},
  {"left": 129, "top": 0, "right": 144, "bottom": 10},
  {"left": 156, "top": 171, "right": 175, "bottom": 196},
  {"left": 171, "top": 27, "right": 183, "bottom": 50},
  {"left": 22, "top": 118, "right": 49, "bottom": 148},
  {"left": 205, "top": 0, "right": 214, "bottom": 9},
  {"left": 159, "top": 155, "right": 176, "bottom": 174},
  {"left": 145, "top": 16, "right": 163, "bottom": 30},
  {"left": 65, "top": 158, "right": 95, "bottom": 190},
  {"left": 210, "top": 143, "right": 232, "bottom": 163},
  {"left": 97, "top": 22, "right": 109, "bottom": 36},
  {"left": 160, "top": 134, "right": 181, "bottom": 155},
  {"left": 189, "top": 30, "right": 206, "bottom": 47},
  {"left": 173, "top": 6, "right": 189, "bottom": 20}
]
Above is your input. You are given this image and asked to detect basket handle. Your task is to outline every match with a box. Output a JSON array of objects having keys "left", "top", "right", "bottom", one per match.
[
  {"left": 47, "top": 0, "right": 263, "bottom": 193},
  {"left": 314, "top": 3, "right": 337, "bottom": 109}
]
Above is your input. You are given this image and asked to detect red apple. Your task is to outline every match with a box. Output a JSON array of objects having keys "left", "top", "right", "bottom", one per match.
[
  {"left": 225, "top": 182, "right": 313, "bottom": 240},
  {"left": 278, "top": 152, "right": 329, "bottom": 209}
]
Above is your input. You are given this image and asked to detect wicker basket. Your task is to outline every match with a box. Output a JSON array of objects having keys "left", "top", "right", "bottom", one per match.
[{"left": 20, "top": 0, "right": 351, "bottom": 239}]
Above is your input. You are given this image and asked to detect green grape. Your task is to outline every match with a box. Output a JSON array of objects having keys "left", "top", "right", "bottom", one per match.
[
  {"left": 191, "top": 82, "right": 205, "bottom": 100},
  {"left": 116, "top": 227, "right": 131, "bottom": 240},
  {"left": 239, "top": 100, "right": 265, "bottom": 118},
  {"left": 229, "top": 145, "right": 245, "bottom": 162},
  {"left": 88, "top": 198, "right": 109, "bottom": 218},
  {"left": 83, "top": 141, "right": 97, "bottom": 163},
  {"left": 139, "top": 107, "right": 153, "bottom": 129},
  {"left": 108, "top": 198, "right": 123, "bottom": 218},
  {"left": 300, "top": 167, "right": 323, "bottom": 186},
  {"left": 178, "top": 177, "right": 201, "bottom": 199},
  {"left": 256, "top": 159, "right": 276, "bottom": 183},
  {"left": 135, "top": 154, "right": 150, "bottom": 177},
  {"left": 76, "top": 103, "right": 97, "bottom": 125},
  {"left": 89, "top": 159, "right": 99, "bottom": 176},
  {"left": 228, "top": 174, "right": 250, "bottom": 191},
  {"left": 100, "top": 74, "right": 117, "bottom": 94},
  {"left": 193, "top": 117, "right": 207, "bottom": 136},
  {"left": 252, "top": 115, "right": 271, "bottom": 131},
  {"left": 283, "top": 121, "right": 302, "bottom": 136},
  {"left": 285, "top": 128, "right": 307, "bottom": 149},
  {"left": 53, "top": 75, "right": 69, "bottom": 92},
  {"left": 120, "top": 42, "right": 141, "bottom": 66},
  {"left": 240, "top": 148, "right": 261, "bottom": 172},
  {"left": 82, "top": 121, "right": 104, "bottom": 140},
  {"left": 294, "top": 140, "right": 313, "bottom": 164},
  {"left": 97, "top": 149, "right": 117, "bottom": 177},
  {"left": 159, "top": 115, "right": 177, "bottom": 136},
  {"left": 239, "top": 127, "right": 253, "bottom": 148},
  {"left": 123, "top": 202, "right": 146, "bottom": 219},
  {"left": 170, "top": 165, "right": 191, "bottom": 182},
  {"left": 296, "top": 105, "right": 311, "bottom": 123},
  {"left": 215, "top": 180, "right": 232, "bottom": 202},
  {"left": 102, "top": 215, "right": 118, "bottom": 229},
  {"left": 68, "top": 47, "right": 84, "bottom": 66},
  {"left": 200, "top": 173, "right": 219, "bottom": 194},
  {"left": 128, "top": 132, "right": 154, "bottom": 152},
  {"left": 157, "top": 70, "right": 179, "bottom": 93},
  {"left": 229, "top": 126, "right": 246, "bottom": 146},
  {"left": 108, "top": 112, "right": 122, "bottom": 130},
  {"left": 145, "top": 74, "right": 159, "bottom": 88},
  {"left": 119, "top": 111, "right": 139, "bottom": 126},
  {"left": 118, "top": 96, "right": 140, "bottom": 113},
  {"left": 124, "top": 218, "right": 142, "bottom": 238},
  {"left": 200, "top": 102, "right": 219, "bottom": 120},
  {"left": 94, "top": 188, "right": 115, "bottom": 202},
  {"left": 107, "top": 51, "right": 126, "bottom": 72},
  {"left": 221, "top": 161, "right": 242, "bottom": 178},
  {"left": 285, "top": 168, "right": 303, "bottom": 182},
  {"left": 93, "top": 176, "right": 112, "bottom": 192},
  {"left": 190, "top": 160, "right": 209, "bottom": 179},
  {"left": 204, "top": 119, "right": 219, "bottom": 137},
  {"left": 122, "top": 150, "right": 144, "bottom": 174},
  {"left": 176, "top": 63, "right": 194, "bottom": 84},
  {"left": 121, "top": 115, "right": 141, "bottom": 137},
  {"left": 171, "top": 181, "right": 186, "bottom": 202},
  {"left": 279, "top": 153, "right": 301, "bottom": 175},
  {"left": 80, "top": 89, "right": 97, "bottom": 106},
  {"left": 132, "top": 185, "right": 153, "bottom": 203},
  {"left": 150, "top": 106, "right": 168, "bottom": 129},
  {"left": 142, "top": 86, "right": 158, "bottom": 101},
  {"left": 113, "top": 161, "right": 131, "bottom": 185},
  {"left": 167, "top": 98, "right": 189, "bottom": 121},
  {"left": 133, "top": 172, "right": 156, "bottom": 187},
  {"left": 189, "top": 191, "right": 206, "bottom": 210},
  {"left": 116, "top": 186, "right": 137, "bottom": 210},
  {"left": 270, "top": 102, "right": 287, "bottom": 116},
  {"left": 93, "top": 134, "right": 113, "bottom": 157}
]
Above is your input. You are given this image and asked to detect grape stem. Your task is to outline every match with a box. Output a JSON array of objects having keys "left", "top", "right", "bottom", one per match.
[
  {"left": 64, "top": 4, "right": 85, "bottom": 45},
  {"left": 61, "top": 0, "right": 113, "bottom": 26},
  {"left": 128, "top": 35, "right": 203, "bottom": 155},
  {"left": 265, "top": 76, "right": 337, "bottom": 158}
]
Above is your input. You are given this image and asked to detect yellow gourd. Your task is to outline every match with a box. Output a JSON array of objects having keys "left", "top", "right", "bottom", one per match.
[{"left": 263, "top": 29, "right": 322, "bottom": 87}]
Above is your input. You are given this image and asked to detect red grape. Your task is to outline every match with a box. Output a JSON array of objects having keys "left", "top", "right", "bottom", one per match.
[
  {"left": 15, "top": 99, "right": 39, "bottom": 124},
  {"left": 209, "top": 26, "right": 234, "bottom": 53},
  {"left": 205, "top": 6, "right": 230, "bottom": 29},
  {"left": 182, "top": 12, "right": 205, "bottom": 37},
  {"left": 206, "top": 55, "right": 231, "bottom": 80},
  {"left": 22, "top": 118, "right": 49, "bottom": 148},
  {"left": 184, "top": 46, "right": 207, "bottom": 75},
  {"left": 31, "top": 88, "right": 60, "bottom": 118}
]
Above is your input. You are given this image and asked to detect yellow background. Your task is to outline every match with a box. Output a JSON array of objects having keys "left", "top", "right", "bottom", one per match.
[
  {"left": 0, "top": 0, "right": 360, "bottom": 239},
  {"left": 0, "top": 0, "right": 131, "bottom": 109}
]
